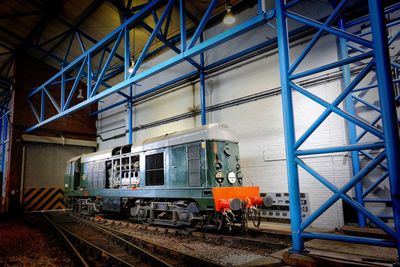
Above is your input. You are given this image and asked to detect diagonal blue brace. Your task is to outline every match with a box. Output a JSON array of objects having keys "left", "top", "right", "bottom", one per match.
[
  {"left": 187, "top": 0, "right": 217, "bottom": 49},
  {"left": 91, "top": 30, "right": 124, "bottom": 97},
  {"left": 64, "top": 56, "right": 88, "bottom": 110},
  {"left": 129, "top": 0, "right": 175, "bottom": 78}
]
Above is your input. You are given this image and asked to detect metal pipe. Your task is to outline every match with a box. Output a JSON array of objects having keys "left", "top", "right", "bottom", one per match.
[
  {"left": 369, "top": 0, "right": 400, "bottom": 259},
  {"left": 179, "top": 0, "right": 186, "bottom": 51},
  {"left": 295, "top": 142, "right": 384, "bottom": 156},
  {"left": 301, "top": 232, "right": 396, "bottom": 248},
  {"left": 338, "top": 16, "right": 365, "bottom": 227},
  {"left": 200, "top": 34, "right": 206, "bottom": 126},
  {"left": 21, "top": 134, "right": 97, "bottom": 147},
  {"left": 199, "top": 70, "right": 206, "bottom": 125},
  {"left": 128, "top": 85, "right": 133, "bottom": 145},
  {"left": 276, "top": 0, "right": 304, "bottom": 253}
]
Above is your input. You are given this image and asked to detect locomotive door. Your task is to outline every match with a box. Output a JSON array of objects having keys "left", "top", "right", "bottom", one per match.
[{"left": 187, "top": 143, "right": 201, "bottom": 187}]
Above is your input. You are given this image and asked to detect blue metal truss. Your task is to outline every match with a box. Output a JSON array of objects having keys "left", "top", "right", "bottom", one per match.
[
  {"left": 26, "top": 0, "right": 272, "bottom": 137},
  {"left": 276, "top": 0, "right": 400, "bottom": 258}
]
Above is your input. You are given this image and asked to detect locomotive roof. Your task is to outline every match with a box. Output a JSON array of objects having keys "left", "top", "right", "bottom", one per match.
[
  {"left": 80, "top": 148, "right": 112, "bottom": 162},
  {"left": 141, "top": 123, "right": 238, "bottom": 148},
  {"left": 78, "top": 123, "right": 237, "bottom": 163},
  {"left": 67, "top": 155, "right": 82, "bottom": 162}
]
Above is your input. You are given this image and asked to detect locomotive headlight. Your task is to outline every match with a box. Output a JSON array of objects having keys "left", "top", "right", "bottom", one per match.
[
  {"left": 237, "top": 172, "right": 243, "bottom": 185},
  {"left": 228, "top": 171, "right": 236, "bottom": 184},
  {"left": 215, "top": 171, "right": 224, "bottom": 183}
]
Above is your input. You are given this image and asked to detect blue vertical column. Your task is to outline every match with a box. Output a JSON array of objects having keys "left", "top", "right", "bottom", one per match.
[
  {"left": 200, "top": 35, "right": 207, "bottom": 126},
  {"left": 199, "top": 69, "right": 206, "bottom": 126},
  {"left": 257, "top": 0, "right": 264, "bottom": 15},
  {"left": 0, "top": 115, "right": 3, "bottom": 182},
  {"left": 87, "top": 54, "right": 92, "bottom": 98},
  {"left": 337, "top": 18, "right": 366, "bottom": 227},
  {"left": 123, "top": 19, "right": 133, "bottom": 145},
  {"left": 61, "top": 63, "right": 65, "bottom": 110},
  {"left": 276, "top": 0, "right": 304, "bottom": 252},
  {"left": 179, "top": 0, "right": 186, "bottom": 51},
  {"left": 1, "top": 114, "right": 7, "bottom": 176},
  {"left": 368, "top": 0, "right": 400, "bottom": 259},
  {"left": 128, "top": 85, "right": 133, "bottom": 145}
]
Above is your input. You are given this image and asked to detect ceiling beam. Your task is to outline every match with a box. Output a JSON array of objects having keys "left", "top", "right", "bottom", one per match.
[
  {"left": 0, "top": 0, "right": 65, "bottom": 65},
  {"left": 0, "top": 25, "right": 63, "bottom": 62},
  {"left": 0, "top": 10, "right": 43, "bottom": 20},
  {"left": 39, "top": 0, "right": 105, "bottom": 63}
]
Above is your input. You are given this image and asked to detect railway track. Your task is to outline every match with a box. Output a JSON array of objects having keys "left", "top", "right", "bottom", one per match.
[
  {"left": 81, "top": 215, "right": 291, "bottom": 252},
  {"left": 44, "top": 212, "right": 223, "bottom": 267}
]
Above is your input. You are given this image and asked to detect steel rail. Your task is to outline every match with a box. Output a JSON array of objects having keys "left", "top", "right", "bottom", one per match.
[
  {"left": 72, "top": 215, "right": 173, "bottom": 267},
  {"left": 80, "top": 214, "right": 291, "bottom": 251},
  {"left": 46, "top": 212, "right": 173, "bottom": 267},
  {"left": 75, "top": 214, "right": 224, "bottom": 267},
  {"left": 43, "top": 212, "right": 90, "bottom": 267}
]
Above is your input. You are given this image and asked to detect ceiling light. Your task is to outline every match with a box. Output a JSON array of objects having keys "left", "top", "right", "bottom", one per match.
[
  {"left": 223, "top": 3, "right": 236, "bottom": 25},
  {"left": 77, "top": 88, "right": 84, "bottom": 99},
  {"left": 128, "top": 59, "right": 135, "bottom": 74}
]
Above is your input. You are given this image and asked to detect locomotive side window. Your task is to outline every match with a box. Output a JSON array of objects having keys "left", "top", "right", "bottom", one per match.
[{"left": 145, "top": 152, "right": 164, "bottom": 186}]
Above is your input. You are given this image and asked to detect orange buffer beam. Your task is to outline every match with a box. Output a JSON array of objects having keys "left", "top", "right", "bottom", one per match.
[{"left": 212, "top": 186, "right": 270, "bottom": 211}]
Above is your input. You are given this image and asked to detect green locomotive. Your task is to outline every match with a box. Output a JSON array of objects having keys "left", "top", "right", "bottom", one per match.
[{"left": 64, "top": 123, "right": 271, "bottom": 230}]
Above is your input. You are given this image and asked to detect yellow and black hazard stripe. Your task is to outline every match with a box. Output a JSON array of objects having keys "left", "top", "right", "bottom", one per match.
[{"left": 23, "top": 188, "right": 65, "bottom": 211}]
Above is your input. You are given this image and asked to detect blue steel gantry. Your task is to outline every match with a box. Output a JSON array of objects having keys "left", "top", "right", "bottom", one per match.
[
  {"left": 25, "top": 0, "right": 400, "bottom": 260},
  {"left": 276, "top": 0, "right": 400, "bottom": 258},
  {"left": 26, "top": 0, "right": 272, "bottom": 136}
]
